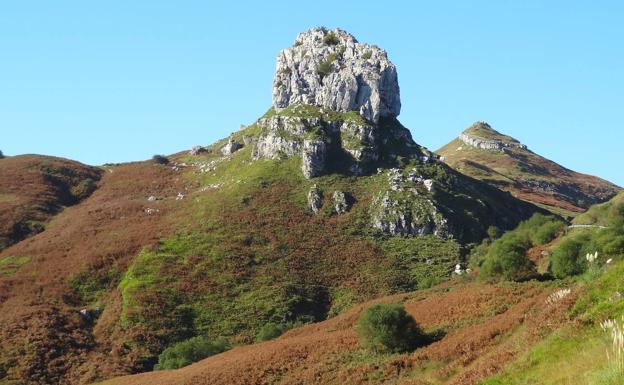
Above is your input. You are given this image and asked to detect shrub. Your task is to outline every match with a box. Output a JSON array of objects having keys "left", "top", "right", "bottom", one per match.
[
  {"left": 531, "top": 220, "right": 564, "bottom": 245},
  {"left": 316, "top": 53, "right": 338, "bottom": 78},
  {"left": 256, "top": 322, "right": 290, "bottom": 342},
  {"left": 323, "top": 32, "right": 340, "bottom": 45},
  {"left": 550, "top": 235, "right": 589, "bottom": 278},
  {"left": 152, "top": 154, "right": 169, "bottom": 165},
  {"left": 487, "top": 226, "right": 502, "bottom": 241},
  {"left": 154, "top": 336, "right": 229, "bottom": 370},
  {"left": 480, "top": 233, "right": 534, "bottom": 281},
  {"left": 0, "top": 150, "right": 4, "bottom": 159},
  {"left": 362, "top": 50, "right": 372, "bottom": 60},
  {"left": 356, "top": 303, "right": 425, "bottom": 353}
]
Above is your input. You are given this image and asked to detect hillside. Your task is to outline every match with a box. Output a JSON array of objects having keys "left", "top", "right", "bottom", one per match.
[
  {"left": 97, "top": 279, "right": 573, "bottom": 385},
  {"left": 0, "top": 155, "right": 102, "bottom": 251},
  {"left": 99, "top": 182, "right": 624, "bottom": 385},
  {"left": 572, "top": 191, "right": 624, "bottom": 226},
  {"left": 0, "top": 28, "right": 548, "bottom": 385},
  {"left": 436, "top": 122, "right": 621, "bottom": 218}
]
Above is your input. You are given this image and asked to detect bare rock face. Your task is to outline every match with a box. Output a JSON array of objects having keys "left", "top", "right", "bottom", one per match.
[
  {"left": 272, "top": 28, "right": 401, "bottom": 124},
  {"left": 371, "top": 168, "right": 450, "bottom": 238},
  {"left": 302, "top": 140, "right": 327, "bottom": 178},
  {"left": 221, "top": 139, "right": 243, "bottom": 156}
]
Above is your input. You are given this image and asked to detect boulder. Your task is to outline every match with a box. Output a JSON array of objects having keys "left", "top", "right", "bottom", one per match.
[
  {"left": 221, "top": 139, "right": 243, "bottom": 156},
  {"left": 307, "top": 185, "right": 323, "bottom": 214},
  {"left": 332, "top": 191, "right": 350, "bottom": 214},
  {"left": 189, "top": 145, "right": 206, "bottom": 155}
]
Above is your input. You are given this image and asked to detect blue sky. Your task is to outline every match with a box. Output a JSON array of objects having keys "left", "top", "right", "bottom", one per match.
[{"left": 1, "top": 1, "right": 622, "bottom": 186}]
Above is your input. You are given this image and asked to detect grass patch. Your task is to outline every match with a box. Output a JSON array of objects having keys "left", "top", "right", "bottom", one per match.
[{"left": 0, "top": 256, "right": 30, "bottom": 275}]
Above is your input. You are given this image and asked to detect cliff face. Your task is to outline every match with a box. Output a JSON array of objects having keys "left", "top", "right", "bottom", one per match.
[
  {"left": 272, "top": 28, "right": 400, "bottom": 124},
  {"left": 255, "top": 28, "right": 414, "bottom": 179}
]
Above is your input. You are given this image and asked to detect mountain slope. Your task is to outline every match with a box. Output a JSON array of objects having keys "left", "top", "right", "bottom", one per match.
[
  {"left": 0, "top": 28, "right": 549, "bottom": 385},
  {"left": 0, "top": 155, "right": 102, "bottom": 251},
  {"left": 97, "top": 280, "right": 572, "bottom": 385},
  {"left": 98, "top": 191, "right": 624, "bottom": 385},
  {"left": 437, "top": 122, "right": 621, "bottom": 218}
]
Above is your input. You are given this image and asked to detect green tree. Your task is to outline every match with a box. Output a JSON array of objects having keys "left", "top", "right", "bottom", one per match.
[
  {"left": 481, "top": 234, "right": 534, "bottom": 281},
  {"left": 356, "top": 303, "right": 425, "bottom": 353},
  {"left": 550, "top": 236, "right": 588, "bottom": 278}
]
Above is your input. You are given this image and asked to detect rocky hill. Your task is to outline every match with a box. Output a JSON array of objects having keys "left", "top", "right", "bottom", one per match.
[
  {"left": 0, "top": 28, "right": 547, "bottom": 385},
  {"left": 437, "top": 122, "right": 621, "bottom": 217}
]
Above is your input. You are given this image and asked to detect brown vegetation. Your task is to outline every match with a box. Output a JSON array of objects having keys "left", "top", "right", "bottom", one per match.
[{"left": 98, "top": 281, "right": 575, "bottom": 385}]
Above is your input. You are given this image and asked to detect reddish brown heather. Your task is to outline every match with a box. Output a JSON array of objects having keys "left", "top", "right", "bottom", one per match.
[
  {"left": 98, "top": 282, "right": 575, "bottom": 385},
  {"left": 0, "top": 159, "right": 188, "bottom": 384}
]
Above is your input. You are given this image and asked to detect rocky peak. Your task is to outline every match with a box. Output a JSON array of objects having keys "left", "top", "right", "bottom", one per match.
[
  {"left": 459, "top": 121, "right": 527, "bottom": 152},
  {"left": 272, "top": 27, "right": 401, "bottom": 124}
]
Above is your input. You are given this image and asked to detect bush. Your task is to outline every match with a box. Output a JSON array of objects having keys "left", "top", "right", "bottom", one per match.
[
  {"left": 323, "top": 32, "right": 340, "bottom": 45},
  {"left": 487, "top": 226, "right": 502, "bottom": 241},
  {"left": 256, "top": 322, "right": 290, "bottom": 342},
  {"left": 316, "top": 53, "right": 338, "bottom": 78},
  {"left": 154, "top": 336, "right": 229, "bottom": 370},
  {"left": 152, "top": 154, "right": 169, "bottom": 165},
  {"left": 362, "top": 50, "right": 372, "bottom": 60},
  {"left": 550, "top": 235, "right": 589, "bottom": 278},
  {"left": 531, "top": 220, "right": 564, "bottom": 245},
  {"left": 0, "top": 150, "right": 4, "bottom": 159},
  {"left": 481, "top": 233, "right": 534, "bottom": 281},
  {"left": 356, "top": 303, "right": 425, "bottom": 353}
]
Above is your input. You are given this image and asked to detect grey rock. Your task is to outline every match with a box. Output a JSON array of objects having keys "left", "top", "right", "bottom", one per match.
[
  {"left": 189, "top": 145, "right": 206, "bottom": 155},
  {"left": 308, "top": 184, "right": 323, "bottom": 214},
  {"left": 370, "top": 169, "right": 451, "bottom": 238},
  {"left": 459, "top": 123, "right": 527, "bottom": 152},
  {"left": 272, "top": 28, "right": 400, "bottom": 123},
  {"left": 221, "top": 138, "right": 243, "bottom": 156},
  {"left": 332, "top": 191, "right": 350, "bottom": 214},
  {"left": 302, "top": 139, "right": 327, "bottom": 178}
]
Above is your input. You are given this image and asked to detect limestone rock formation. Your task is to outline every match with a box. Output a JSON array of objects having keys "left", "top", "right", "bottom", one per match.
[
  {"left": 302, "top": 140, "right": 327, "bottom": 178},
  {"left": 307, "top": 185, "right": 323, "bottom": 214},
  {"left": 458, "top": 122, "right": 527, "bottom": 152},
  {"left": 332, "top": 191, "right": 349, "bottom": 214},
  {"left": 189, "top": 145, "right": 207, "bottom": 155},
  {"left": 252, "top": 28, "right": 426, "bottom": 179},
  {"left": 221, "top": 138, "right": 243, "bottom": 156},
  {"left": 371, "top": 168, "right": 450, "bottom": 238},
  {"left": 272, "top": 28, "right": 400, "bottom": 124}
]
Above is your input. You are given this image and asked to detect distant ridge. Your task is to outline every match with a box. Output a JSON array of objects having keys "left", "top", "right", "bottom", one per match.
[{"left": 437, "top": 122, "right": 621, "bottom": 217}]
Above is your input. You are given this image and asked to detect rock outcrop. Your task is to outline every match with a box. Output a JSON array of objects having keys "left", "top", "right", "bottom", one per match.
[
  {"left": 189, "top": 145, "right": 207, "bottom": 155},
  {"left": 272, "top": 28, "right": 400, "bottom": 124},
  {"left": 252, "top": 28, "right": 427, "bottom": 179},
  {"left": 307, "top": 185, "right": 323, "bottom": 214},
  {"left": 458, "top": 122, "right": 527, "bottom": 152},
  {"left": 332, "top": 191, "right": 350, "bottom": 214},
  {"left": 221, "top": 139, "right": 243, "bottom": 156},
  {"left": 371, "top": 168, "right": 450, "bottom": 238}
]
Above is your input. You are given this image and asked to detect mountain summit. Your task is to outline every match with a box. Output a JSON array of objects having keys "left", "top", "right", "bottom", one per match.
[
  {"left": 437, "top": 122, "right": 621, "bottom": 216},
  {"left": 272, "top": 27, "right": 401, "bottom": 123},
  {"left": 256, "top": 27, "right": 413, "bottom": 179}
]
